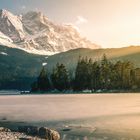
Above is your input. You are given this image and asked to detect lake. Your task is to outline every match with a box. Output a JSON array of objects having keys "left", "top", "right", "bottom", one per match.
[{"left": 0, "top": 93, "right": 140, "bottom": 139}]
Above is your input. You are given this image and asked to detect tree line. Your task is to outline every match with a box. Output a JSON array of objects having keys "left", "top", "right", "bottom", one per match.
[{"left": 31, "top": 55, "right": 140, "bottom": 92}]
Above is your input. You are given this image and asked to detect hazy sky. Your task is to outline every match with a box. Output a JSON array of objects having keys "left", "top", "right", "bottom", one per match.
[{"left": 1, "top": 0, "right": 140, "bottom": 48}]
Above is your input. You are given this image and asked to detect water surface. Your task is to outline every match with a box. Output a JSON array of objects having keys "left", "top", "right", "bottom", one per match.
[{"left": 0, "top": 93, "right": 140, "bottom": 139}]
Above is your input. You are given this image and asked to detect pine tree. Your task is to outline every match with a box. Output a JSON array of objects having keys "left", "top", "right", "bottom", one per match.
[
  {"left": 87, "top": 58, "right": 93, "bottom": 90},
  {"left": 100, "top": 54, "right": 111, "bottom": 89},
  {"left": 91, "top": 61, "right": 101, "bottom": 91},
  {"left": 74, "top": 57, "right": 89, "bottom": 91},
  {"left": 37, "top": 67, "right": 51, "bottom": 91},
  {"left": 112, "top": 61, "right": 123, "bottom": 89},
  {"left": 122, "top": 61, "right": 134, "bottom": 89},
  {"left": 31, "top": 81, "right": 38, "bottom": 92},
  {"left": 132, "top": 68, "right": 140, "bottom": 89},
  {"left": 51, "top": 63, "right": 70, "bottom": 91}
]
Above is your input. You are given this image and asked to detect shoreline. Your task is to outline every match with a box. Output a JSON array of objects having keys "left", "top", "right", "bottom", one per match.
[
  {"left": 1, "top": 89, "right": 140, "bottom": 95},
  {"left": 0, "top": 93, "right": 140, "bottom": 139},
  {"left": 0, "top": 92, "right": 140, "bottom": 96},
  {"left": 1, "top": 114, "right": 140, "bottom": 140}
]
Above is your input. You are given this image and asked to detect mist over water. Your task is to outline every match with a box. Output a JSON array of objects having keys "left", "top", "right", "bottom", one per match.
[
  {"left": 0, "top": 93, "right": 140, "bottom": 139},
  {"left": 0, "top": 94, "right": 140, "bottom": 121}
]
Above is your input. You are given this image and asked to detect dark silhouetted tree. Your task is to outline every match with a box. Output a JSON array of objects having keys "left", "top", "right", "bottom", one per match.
[
  {"left": 51, "top": 63, "right": 70, "bottom": 91},
  {"left": 74, "top": 57, "right": 89, "bottom": 90},
  {"left": 37, "top": 67, "right": 51, "bottom": 91}
]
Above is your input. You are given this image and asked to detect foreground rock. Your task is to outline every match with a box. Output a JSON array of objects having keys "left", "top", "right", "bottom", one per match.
[
  {"left": 18, "top": 126, "right": 39, "bottom": 135},
  {"left": 0, "top": 127, "right": 11, "bottom": 132},
  {"left": 0, "top": 126, "right": 60, "bottom": 140},
  {"left": 38, "top": 127, "right": 60, "bottom": 140},
  {"left": 18, "top": 126, "right": 60, "bottom": 140},
  {"left": 0, "top": 131, "right": 45, "bottom": 140}
]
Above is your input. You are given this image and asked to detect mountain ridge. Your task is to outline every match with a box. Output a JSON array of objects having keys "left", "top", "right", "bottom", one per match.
[
  {"left": 0, "top": 45, "right": 140, "bottom": 89},
  {"left": 0, "top": 9, "right": 100, "bottom": 55}
]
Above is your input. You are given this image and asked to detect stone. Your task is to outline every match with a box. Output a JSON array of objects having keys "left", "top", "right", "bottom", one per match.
[
  {"left": 38, "top": 127, "right": 60, "bottom": 140},
  {"left": 0, "top": 127, "right": 11, "bottom": 132},
  {"left": 18, "top": 126, "right": 28, "bottom": 133},
  {"left": 26, "top": 126, "right": 39, "bottom": 135},
  {"left": 18, "top": 126, "right": 38, "bottom": 135},
  {"left": 18, "top": 126, "right": 60, "bottom": 140}
]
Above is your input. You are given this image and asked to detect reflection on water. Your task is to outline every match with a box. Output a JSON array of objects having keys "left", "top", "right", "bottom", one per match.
[{"left": 0, "top": 93, "right": 140, "bottom": 139}]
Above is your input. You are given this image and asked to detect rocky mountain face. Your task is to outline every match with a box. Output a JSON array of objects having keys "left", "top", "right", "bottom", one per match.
[
  {"left": 0, "top": 9, "right": 100, "bottom": 55},
  {"left": 0, "top": 9, "right": 25, "bottom": 42}
]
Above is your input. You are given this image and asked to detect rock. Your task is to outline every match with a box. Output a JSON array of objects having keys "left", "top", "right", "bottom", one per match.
[
  {"left": 18, "top": 126, "right": 28, "bottom": 133},
  {"left": 18, "top": 126, "right": 38, "bottom": 135},
  {"left": 0, "top": 127, "right": 11, "bottom": 132},
  {"left": 26, "top": 126, "right": 39, "bottom": 135},
  {"left": 18, "top": 126, "right": 60, "bottom": 140},
  {"left": 0, "top": 131, "right": 44, "bottom": 140},
  {"left": 19, "top": 138, "right": 32, "bottom": 140},
  {"left": 38, "top": 127, "right": 60, "bottom": 140},
  {"left": 50, "top": 129, "right": 60, "bottom": 140}
]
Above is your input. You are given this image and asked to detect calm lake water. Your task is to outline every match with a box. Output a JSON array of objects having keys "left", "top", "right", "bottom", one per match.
[{"left": 0, "top": 93, "right": 140, "bottom": 139}]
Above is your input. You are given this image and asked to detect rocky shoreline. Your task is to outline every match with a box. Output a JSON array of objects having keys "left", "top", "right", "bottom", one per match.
[{"left": 0, "top": 126, "right": 60, "bottom": 140}]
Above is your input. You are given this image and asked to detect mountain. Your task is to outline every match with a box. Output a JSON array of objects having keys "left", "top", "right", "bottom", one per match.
[
  {"left": 0, "top": 9, "right": 25, "bottom": 42},
  {"left": 0, "top": 45, "right": 46, "bottom": 90},
  {"left": 0, "top": 9, "right": 100, "bottom": 55},
  {"left": 0, "top": 44, "right": 140, "bottom": 90},
  {"left": 46, "top": 46, "right": 140, "bottom": 71},
  {"left": 0, "top": 31, "right": 14, "bottom": 47}
]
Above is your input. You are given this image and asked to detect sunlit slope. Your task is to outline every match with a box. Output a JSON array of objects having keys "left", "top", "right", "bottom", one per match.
[
  {"left": 47, "top": 46, "right": 140, "bottom": 71},
  {"left": 0, "top": 45, "right": 140, "bottom": 89}
]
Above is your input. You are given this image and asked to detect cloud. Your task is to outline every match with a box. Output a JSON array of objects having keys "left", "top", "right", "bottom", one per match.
[{"left": 76, "top": 16, "right": 88, "bottom": 25}]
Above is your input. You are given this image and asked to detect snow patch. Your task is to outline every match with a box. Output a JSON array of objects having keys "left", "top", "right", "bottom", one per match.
[
  {"left": 42, "top": 62, "right": 47, "bottom": 66},
  {"left": 0, "top": 31, "right": 13, "bottom": 42},
  {"left": 0, "top": 52, "right": 8, "bottom": 56}
]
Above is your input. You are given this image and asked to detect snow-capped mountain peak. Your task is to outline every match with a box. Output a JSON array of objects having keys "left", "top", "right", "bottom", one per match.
[
  {"left": 0, "top": 10, "right": 100, "bottom": 55},
  {"left": 0, "top": 9, "right": 25, "bottom": 42},
  {"left": 0, "top": 9, "right": 9, "bottom": 18}
]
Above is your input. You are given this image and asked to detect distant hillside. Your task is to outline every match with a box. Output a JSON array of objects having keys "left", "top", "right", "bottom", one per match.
[
  {"left": 0, "top": 45, "right": 140, "bottom": 90},
  {"left": 0, "top": 45, "right": 46, "bottom": 90},
  {"left": 47, "top": 46, "right": 140, "bottom": 71}
]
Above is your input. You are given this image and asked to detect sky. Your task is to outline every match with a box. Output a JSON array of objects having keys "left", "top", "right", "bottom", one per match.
[{"left": 0, "top": 0, "right": 140, "bottom": 48}]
